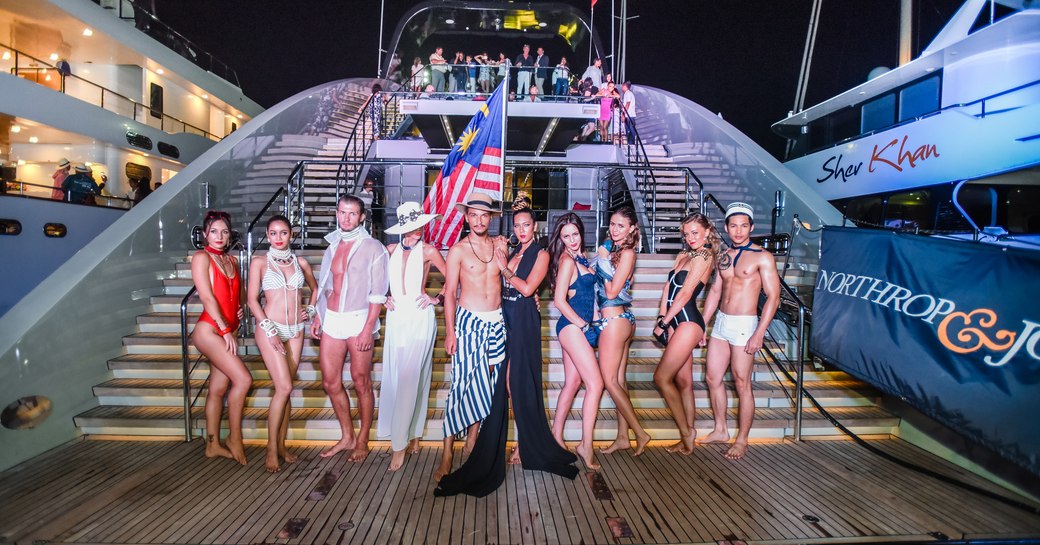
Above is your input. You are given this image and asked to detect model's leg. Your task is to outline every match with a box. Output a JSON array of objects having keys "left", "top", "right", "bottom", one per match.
[
  {"left": 725, "top": 348, "right": 756, "bottom": 460},
  {"left": 560, "top": 327, "right": 603, "bottom": 469},
  {"left": 195, "top": 329, "right": 252, "bottom": 465},
  {"left": 194, "top": 329, "right": 234, "bottom": 460},
  {"left": 279, "top": 334, "right": 304, "bottom": 464},
  {"left": 319, "top": 336, "right": 356, "bottom": 458},
  {"left": 257, "top": 331, "right": 291, "bottom": 471},
  {"left": 551, "top": 349, "right": 581, "bottom": 448},
  {"left": 676, "top": 354, "right": 697, "bottom": 442},
  {"left": 654, "top": 323, "right": 701, "bottom": 455},
  {"left": 598, "top": 319, "right": 650, "bottom": 456},
  {"left": 701, "top": 337, "right": 733, "bottom": 444},
  {"left": 347, "top": 337, "right": 375, "bottom": 463}
]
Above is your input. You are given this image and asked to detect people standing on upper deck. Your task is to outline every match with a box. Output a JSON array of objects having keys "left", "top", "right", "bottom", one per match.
[
  {"left": 61, "top": 164, "right": 102, "bottom": 205},
  {"left": 514, "top": 44, "right": 535, "bottom": 98},
  {"left": 358, "top": 83, "right": 384, "bottom": 140},
  {"left": 246, "top": 215, "right": 318, "bottom": 472},
  {"left": 597, "top": 206, "right": 652, "bottom": 456},
  {"left": 429, "top": 47, "right": 448, "bottom": 92},
  {"left": 534, "top": 47, "right": 550, "bottom": 95},
  {"left": 50, "top": 158, "right": 70, "bottom": 200},
  {"left": 476, "top": 52, "right": 492, "bottom": 93},
  {"left": 553, "top": 58, "right": 570, "bottom": 96},
  {"left": 581, "top": 57, "right": 604, "bottom": 89},
  {"left": 652, "top": 213, "right": 719, "bottom": 455},
  {"left": 410, "top": 57, "right": 425, "bottom": 92},
  {"left": 700, "top": 202, "right": 781, "bottom": 460},
  {"left": 311, "top": 195, "right": 390, "bottom": 463},
  {"left": 621, "top": 81, "right": 637, "bottom": 142},
  {"left": 598, "top": 82, "right": 621, "bottom": 142},
  {"left": 548, "top": 212, "right": 604, "bottom": 470},
  {"left": 377, "top": 202, "right": 447, "bottom": 472},
  {"left": 451, "top": 51, "right": 467, "bottom": 92},
  {"left": 496, "top": 52, "right": 508, "bottom": 87},
  {"left": 190, "top": 210, "right": 250, "bottom": 465}
]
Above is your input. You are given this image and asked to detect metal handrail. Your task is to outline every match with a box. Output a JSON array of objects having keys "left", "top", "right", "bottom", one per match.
[
  {"left": 752, "top": 276, "right": 810, "bottom": 440},
  {"left": 1, "top": 42, "right": 217, "bottom": 140},
  {"left": 704, "top": 193, "right": 727, "bottom": 219},
  {"left": 179, "top": 285, "right": 199, "bottom": 441},
  {"left": 2, "top": 180, "right": 135, "bottom": 209}
]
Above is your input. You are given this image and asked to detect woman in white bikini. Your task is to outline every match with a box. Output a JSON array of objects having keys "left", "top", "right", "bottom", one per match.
[{"left": 246, "top": 215, "right": 318, "bottom": 472}]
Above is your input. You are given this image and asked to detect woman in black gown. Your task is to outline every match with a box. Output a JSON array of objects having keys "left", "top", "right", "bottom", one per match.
[{"left": 435, "top": 196, "right": 577, "bottom": 497}]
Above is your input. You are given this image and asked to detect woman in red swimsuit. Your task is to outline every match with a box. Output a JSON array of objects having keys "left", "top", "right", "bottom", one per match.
[{"left": 191, "top": 210, "right": 251, "bottom": 464}]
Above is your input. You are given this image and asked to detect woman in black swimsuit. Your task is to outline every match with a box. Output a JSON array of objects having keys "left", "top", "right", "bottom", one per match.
[{"left": 653, "top": 212, "right": 720, "bottom": 455}]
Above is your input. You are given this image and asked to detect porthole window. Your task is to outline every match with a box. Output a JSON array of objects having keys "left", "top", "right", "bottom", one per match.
[
  {"left": 0, "top": 218, "right": 22, "bottom": 235},
  {"left": 44, "top": 223, "right": 67, "bottom": 238},
  {"left": 1, "top": 395, "right": 53, "bottom": 429}
]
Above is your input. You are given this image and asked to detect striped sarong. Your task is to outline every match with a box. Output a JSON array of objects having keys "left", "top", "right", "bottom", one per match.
[{"left": 443, "top": 306, "right": 506, "bottom": 437}]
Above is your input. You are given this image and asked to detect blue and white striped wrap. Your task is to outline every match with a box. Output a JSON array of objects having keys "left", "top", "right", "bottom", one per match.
[{"left": 443, "top": 306, "right": 506, "bottom": 437}]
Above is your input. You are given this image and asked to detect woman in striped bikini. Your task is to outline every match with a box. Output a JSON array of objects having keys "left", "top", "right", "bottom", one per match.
[{"left": 247, "top": 215, "right": 318, "bottom": 472}]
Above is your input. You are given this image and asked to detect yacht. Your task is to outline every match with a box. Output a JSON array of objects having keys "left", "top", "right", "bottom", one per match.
[
  {"left": 0, "top": 1, "right": 1037, "bottom": 543},
  {"left": 773, "top": 0, "right": 1039, "bottom": 246},
  {"left": 0, "top": 0, "right": 262, "bottom": 314}
]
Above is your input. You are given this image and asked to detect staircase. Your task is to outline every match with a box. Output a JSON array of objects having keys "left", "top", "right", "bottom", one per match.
[{"left": 74, "top": 252, "right": 899, "bottom": 443}]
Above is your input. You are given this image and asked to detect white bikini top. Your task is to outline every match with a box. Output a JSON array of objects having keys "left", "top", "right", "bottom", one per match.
[
  {"left": 389, "top": 241, "right": 424, "bottom": 300},
  {"left": 263, "top": 253, "right": 304, "bottom": 292}
]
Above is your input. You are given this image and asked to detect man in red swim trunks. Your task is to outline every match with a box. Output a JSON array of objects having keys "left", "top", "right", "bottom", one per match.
[{"left": 311, "top": 195, "right": 389, "bottom": 462}]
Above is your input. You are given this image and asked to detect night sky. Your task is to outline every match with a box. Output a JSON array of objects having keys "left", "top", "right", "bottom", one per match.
[{"left": 151, "top": 0, "right": 960, "bottom": 158}]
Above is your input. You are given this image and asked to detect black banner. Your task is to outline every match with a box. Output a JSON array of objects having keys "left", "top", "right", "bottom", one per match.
[{"left": 812, "top": 227, "right": 1040, "bottom": 476}]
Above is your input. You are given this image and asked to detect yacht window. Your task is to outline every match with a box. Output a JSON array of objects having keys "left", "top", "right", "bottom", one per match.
[
  {"left": 43, "top": 223, "right": 67, "bottom": 238},
  {"left": 886, "top": 190, "right": 933, "bottom": 231},
  {"left": 830, "top": 107, "right": 860, "bottom": 143},
  {"left": 0, "top": 219, "right": 22, "bottom": 235},
  {"left": 861, "top": 94, "right": 896, "bottom": 134},
  {"left": 899, "top": 75, "right": 941, "bottom": 122},
  {"left": 844, "top": 196, "right": 884, "bottom": 228},
  {"left": 1006, "top": 186, "right": 1040, "bottom": 234}
]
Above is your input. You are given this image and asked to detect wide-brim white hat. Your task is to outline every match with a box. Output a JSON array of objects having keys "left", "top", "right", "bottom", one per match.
[{"left": 385, "top": 201, "right": 441, "bottom": 234}]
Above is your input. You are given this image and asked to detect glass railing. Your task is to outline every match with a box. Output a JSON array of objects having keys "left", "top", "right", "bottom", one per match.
[
  {"left": 108, "top": 0, "right": 240, "bottom": 87},
  {"left": 2, "top": 180, "right": 134, "bottom": 210},
  {"left": 1, "top": 42, "right": 217, "bottom": 141}
]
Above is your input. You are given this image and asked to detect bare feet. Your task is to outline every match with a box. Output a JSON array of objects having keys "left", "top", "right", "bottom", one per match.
[
  {"left": 433, "top": 459, "right": 452, "bottom": 481},
  {"left": 633, "top": 431, "right": 652, "bottom": 457},
  {"left": 388, "top": 449, "right": 406, "bottom": 472},
  {"left": 204, "top": 441, "right": 235, "bottom": 461},
  {"left": 225, "top": 438, "right": 248, "bottom": 465},
  {"left": 698, "top": 429, "right": 730, "bottom": 444},
  {"left": 508, "top": 446, "right": 521, "bottom": 465},
  {"left": 265, "top": 450, "right": 282, "bottom": 473},
  {"left": 666, "top": 432, "right": 695, "bottom": 455},
  {"left": 408, "top": 438, "right": 420, "bottom": 455},
  {"left": 347, "top": 440, "right": 370, "bottom": 463},
  {"left": 319, "top": 436, "right": 356, "bottom": 458},
  {"left": 278, "top": 447, "right": 298, "bottom": 464},
  {"left": 576, "top": 442, "right": 600, "bottom": 470},
  {"left": 599, "top": 438, "right": 631, "bottom": 454},
  {"left": 725, "top": 440, "right": 748, "bottom": 460}
]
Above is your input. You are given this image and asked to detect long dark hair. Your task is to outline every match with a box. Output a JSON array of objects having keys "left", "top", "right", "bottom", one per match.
[
  {"left": 606, "top": 206, "right": 639, "bottom": 267},
  {"left": 547, "top": 212, "right": 585, "bottom": 290}
]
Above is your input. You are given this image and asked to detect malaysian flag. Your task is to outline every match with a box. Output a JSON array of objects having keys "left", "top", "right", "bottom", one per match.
[{"left": 423, "top": 81, "right": 506, "bottom": 248}]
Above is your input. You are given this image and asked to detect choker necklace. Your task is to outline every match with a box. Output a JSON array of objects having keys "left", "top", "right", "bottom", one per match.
[
  {"left": 268, "top": 246, "right": 294, "bottom": 264},
  {"left": 339, "top": 226, "right": 364, "bottom": 242},
  {"left": 205, "top": 245, "right": 225, "bottom": 256},
  {"left": 468, "top": 235, "right": 493, "bottom": 264}
]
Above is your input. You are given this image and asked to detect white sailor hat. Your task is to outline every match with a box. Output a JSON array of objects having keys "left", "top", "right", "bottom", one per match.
[{"left": 725, "top": 201, "right": 754, "bottom": 221}]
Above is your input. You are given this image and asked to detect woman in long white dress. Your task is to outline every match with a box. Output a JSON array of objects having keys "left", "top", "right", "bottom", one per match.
[{"left": 377, "top": 202, "right": 447, "bottom": 471}]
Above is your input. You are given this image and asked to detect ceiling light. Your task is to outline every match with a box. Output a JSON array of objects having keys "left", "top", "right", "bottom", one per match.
[
  {"left": 156, "top": 68, "right": 164, "bottom": 75},
  {"left": 539, "top": 22, "right": 547, "bottom": 27},
  {"left": 28, "top": 136, "right": 39, "bottom": 143},
  {"left": 49, "top": 53, "right": 58, "bottom": 61},
  {"left": 44, "top": 74, "right": 52, "bottom": 81},
  {"left": 201, "top": 94, "right": 208, "bottom": 99},
  {"left": 83, "top": 28, "right": 93, "bottom": 37},
  {"left": 85, "top": 162, "right": 92, "bottom": 167},
  {"left": 1, "top": 51, "right": 10, "bottom": 60},
  {"left": 236, "top": 114, "right": 243, "bottom": 119},
  {"left": 63, "top": 146, "right": 71, "bottom": 150},
  {"left": 445, "top": 18, "right": 455, "bottom": 24},
  {"left": 10, "top": 125, "right": 20, "bottom": 133},
  {"left": 17, "top": 159, "right": 25, "bottom": 166}
]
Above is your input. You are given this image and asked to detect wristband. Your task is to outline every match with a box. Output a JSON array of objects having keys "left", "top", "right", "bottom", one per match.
[
  {"left": 218, "top": 326, "right": 233, "bottom": 336},
  {"left": 259, "top": 319, "right": 277, "bottom": 338},
  {"left": 306, "top": 305, "right": 317, "bottom": 319},
  {"left": 657, "top": 319, "right": 668, "bottom": 330},
  {"left": 580, "top": 322, "right": 590, "bottom": 333}
]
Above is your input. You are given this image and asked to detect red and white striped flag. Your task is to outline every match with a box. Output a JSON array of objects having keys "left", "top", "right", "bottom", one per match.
[{"left": 422, "top": 81, "right": 506, "bottom": 248}]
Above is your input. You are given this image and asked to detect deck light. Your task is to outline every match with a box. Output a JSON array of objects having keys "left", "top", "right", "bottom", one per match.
[
  {"left": 1, "top": 51, "right": 10, "bottom": 60},
  {"left": 29, "top": 137, "right": 38, "bottom": 143},
  {"left": 10, "top": 125, "right": 20, "bottom": 133},
  {"left": 83, "top": 28, "right": 93, "bottom": 37},
  {"left": 201, "top": 94, "right": 208, "bottom": 99},
  {"left": 49, "top": 53, "right": 58, "bottom": 61},
  {"left": 17, "top": 160, "right": 25, "bottom": 165},
  {"left": 156, "top": 68, "right": 164, "bottom": 75}
]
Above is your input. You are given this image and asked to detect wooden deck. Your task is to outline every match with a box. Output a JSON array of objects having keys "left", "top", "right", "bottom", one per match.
[{"left": 2, "top": 437, "right": 1039, "bottom": 544}]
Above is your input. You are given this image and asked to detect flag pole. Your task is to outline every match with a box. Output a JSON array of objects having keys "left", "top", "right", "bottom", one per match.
[{"left": 499, "top": 59, "right": 510, "bottom": 221}]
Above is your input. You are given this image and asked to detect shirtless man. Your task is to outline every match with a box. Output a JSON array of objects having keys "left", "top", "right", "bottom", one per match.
[
  {"left": 433, "top": 192, "right": 508, "bottom": 480},
  {"left": 311, "top": 195, "right": 389, "bottom": 463},
  {"left": 700, "top": 202, "right": 781, "bottom": 460}
]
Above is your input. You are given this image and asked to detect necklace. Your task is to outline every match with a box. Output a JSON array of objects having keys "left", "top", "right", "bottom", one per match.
[
  {"left": 268, "top": 246, "right": 294, "bottom": 265},
  {"left": 468, "top": 235, "right": 493, "bottom": 264},
  {"left": 206, "top": 246, "right": 233, "bottom": 277}
]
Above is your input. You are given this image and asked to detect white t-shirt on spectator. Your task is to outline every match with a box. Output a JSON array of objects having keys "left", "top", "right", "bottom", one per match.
[{"left": 622, "top": 90, "right": 636, "bottom": 118}]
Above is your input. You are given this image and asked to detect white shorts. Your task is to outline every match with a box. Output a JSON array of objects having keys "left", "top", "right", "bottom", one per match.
[
  {"left": 322, "top": 309, "right": 380, "bottom": 341},
  {"left": 710, "top": 311, "right": 758, "bottom": 346}
]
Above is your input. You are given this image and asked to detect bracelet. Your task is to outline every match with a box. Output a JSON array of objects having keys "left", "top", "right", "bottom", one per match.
[
  {"left": 580, "top": 322, "right": 591, "bottom": 333},
  {"left": 657, "top": 319, "right": 668, "bottom": 330},
  {"left": 218, "top": 326, "right": 232, "bottom": 336},
  {"left": 259, "top": 319, "right": 277, "bottom": 338},
  {"left": 305, "top": 305, "right": 316, "bottom": 319},
  {"left": 503, "top": 268, "right": 515, "bottom": 280},
  {"left": 434, "top": 293, "right": 444, "bottom": 305}
]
